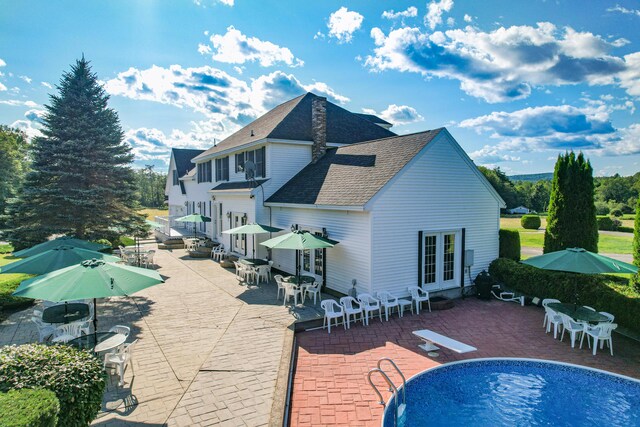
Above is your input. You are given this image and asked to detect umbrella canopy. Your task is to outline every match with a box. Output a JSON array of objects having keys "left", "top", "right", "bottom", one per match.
[
  {"left": 0, "top": 245, "right": 121, "bottom": 275},
  {"left": 145, "top": 219, "right": 162, "bottom": 228},
  {"left": 223, "top": 223, "right": 283, "bottom": 258},
  {"left": 521, "top": 248, "right": 638, "bottom": 275},
  {"left": 13, "top": 237, "right": 110, "bottom": 258},
  {"left": 175, "top": 214, "right": 212, "bottom": 239},
  {"left": 260, "top": 230, "right": 339, "bottom": 250},
  {"left": 13, "top": 259, "right": 164, "bottom": 301}
]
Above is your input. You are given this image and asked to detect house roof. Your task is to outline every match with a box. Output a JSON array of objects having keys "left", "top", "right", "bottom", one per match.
[
  {"left": 210, "top": 179, "right": 268, "bottom": 192},
  {"left": 172, "top": 148, "right": 205, "bottom": 177},
  {"left": 353, "top": 113, "right": 391, "bottom": 126},
  {"left": 192, "top": 93, "right": 396, "bottom": 162},
  {"left": 265, "top": 129, "right": 444, "bottom": 207}
]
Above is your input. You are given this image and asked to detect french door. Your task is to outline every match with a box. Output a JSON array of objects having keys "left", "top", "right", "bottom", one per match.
[
  {"left": 232, "top": 213, "right": 246, "bottom": 254},
  {"left": 421, "top": 230, "right": 461, "bottom": 291},
  {"left": 299, "top": 232, "right": 324, "bottom": 280}
]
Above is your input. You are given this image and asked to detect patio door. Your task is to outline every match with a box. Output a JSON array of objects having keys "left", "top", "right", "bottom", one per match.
[
  {"left": 232, "top": 213, "right": 247, "bottom": 254},
  {"left": 420, "top": 230, "right": 461, "bottom": 292},
  {"left": 299, "top": 231, "right": 324, "bottom": 281}
]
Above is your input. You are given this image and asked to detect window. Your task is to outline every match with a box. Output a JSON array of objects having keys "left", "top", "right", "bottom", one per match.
[
  {"left": 314, "top": 232, "right": 324, "bottom": 276},
  {"left": 235, "top": 153, "right": 244, "bottom": 173},
  {"left": 423, "top": 235, "right": 437, "bottom": 285},
  {"left": 299, "top": 229, "right": 325, "bottom": 279},
  {"left": 420, "top": 230, "right": 461, "bottom": 291},
  {"left": 255, "top": 147, "right": 265, "bottom": 178},
  {"left": 172, "top": 170, "right": 179, "bottom": 186},
  {"left": 233, "top": 147, "right": 266, "bottom": 178},
  {"left": 215, "top": 157, "right": 229, "bottom": 181},
  {"left": 197, "top": 161, "right": 212, "bottom": 183},
  {"left": 232, "top": 213, "right": 247, "bottom": 253}
]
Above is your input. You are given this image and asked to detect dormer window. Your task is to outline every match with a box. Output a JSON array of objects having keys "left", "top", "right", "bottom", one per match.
[
  {"left": 215, "top": 156, "right": 229, "bottom": 182},
  {"left": 197, "top": 161, "right": 212, "bottom": 183}
]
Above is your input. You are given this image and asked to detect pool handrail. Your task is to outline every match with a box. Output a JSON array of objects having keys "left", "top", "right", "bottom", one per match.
[
  {"left": 368, "top": 368, "right": 400, "bottom": 427},
  {"left": 377, "top": 358, "right": 406, "bottom": 406}
]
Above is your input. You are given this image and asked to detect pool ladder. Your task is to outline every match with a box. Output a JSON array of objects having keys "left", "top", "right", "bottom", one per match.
[{"left": 367, "top": 358, "right": 407, "bottom": 427}]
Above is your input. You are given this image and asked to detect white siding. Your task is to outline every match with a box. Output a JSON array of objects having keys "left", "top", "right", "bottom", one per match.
[
  {"left": 215, "top": 195, "right": 262, "bottom": 256},
  {"left": 263, "top": 143, "right": 311, "bottom": 199},
  {"left": 370, "top": 132, "right": 501, "bottom": 297},
  {"left": 270, "top": 207, "right": 371, "bottom": 295}
]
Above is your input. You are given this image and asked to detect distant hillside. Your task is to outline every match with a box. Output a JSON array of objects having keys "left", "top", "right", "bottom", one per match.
[{"left": 509, "top": 173, "right": 554, "bottom": 182}]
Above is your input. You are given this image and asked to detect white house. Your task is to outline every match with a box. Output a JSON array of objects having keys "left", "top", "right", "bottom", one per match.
[
  {"left": 165, "top": 93, "right": 505, "bottom": 297},
  {"left": 507, "top": 206, "right": 530, "bottom": 215}
]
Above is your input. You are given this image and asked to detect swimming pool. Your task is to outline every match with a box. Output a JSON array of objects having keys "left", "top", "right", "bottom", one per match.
[{"left": 382, "top": 358, "right": 640, "bottom": 427}]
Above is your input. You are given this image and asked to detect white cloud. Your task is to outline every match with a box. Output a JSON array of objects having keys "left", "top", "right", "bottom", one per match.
[
  {"left": 607, "top": 4, "right": 640, "bottom": 17},
  {"left": 41, "top": 81, "right": 53, "bottom": 89},
  {"left": 19, "top": 75, "right": 32, "bottom": 84},
  {"left": 327, "top": 7, "right": 364, "bottom": 43},
  {"left": 0, "top": 83, "right": 5, "bottom": 91},
  {"left": 0, "top": 99, "right": 38, "bottom": 107},
  {"left": 425, "top": 0, "right": 454, "bottom": 30},
  {"left": 0, "top": 58, "right": 5, "bottom": 67},
  {"left": 10, "top": 108, "right": 46, "bottom": 139},
  {"left": 382, "top": 6, "right": 418, "bottom": 20},
  {"left": 463, "top": 14, "right": 472, "bottom": 23},
  {"left": 363, "top": 104, "right": 423, "bottom": 125},
  {"left": 366, "top": 22, "right": 640, "bottom": 103},
  {"left": 24, "top": 109, "right": 46, "bottom": 124},
  {"left": 193, "top": 0, "right": 234, "bottom": 7},
  {"left": 201, "top": 26, "right": 303, "bottom": 67}
]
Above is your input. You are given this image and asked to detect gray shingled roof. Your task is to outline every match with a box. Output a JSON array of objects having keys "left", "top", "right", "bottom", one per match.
[
  {"left": 211, "top": 179, "right": 268, "bottom": 192},
  {"left": 354, "top": 113, "right": 391, "bottom": 126},
  {"left": 172, "top": 148, "right": 205, "bottom": 177},
  {"left": 266, "top": 129, "right": 443, "bottom": 207},
  {"left": 192, "top": 93, "right": 396, "bottom": 161}
]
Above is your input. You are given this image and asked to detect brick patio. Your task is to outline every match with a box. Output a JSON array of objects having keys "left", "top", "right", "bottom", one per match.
[{"left": 290, "top": 298, "right": 640, "bottom": 427}]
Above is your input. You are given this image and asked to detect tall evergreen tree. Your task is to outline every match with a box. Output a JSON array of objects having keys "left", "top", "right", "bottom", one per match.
[
  {"left": 7, "top": 57, "right": 144, "bottom": 250},
  {"left": 0, "top": 126, "right": 29, "bottom": 228},
  {"left": 543, "top": 152, "right": 598, "bottom": 253}
]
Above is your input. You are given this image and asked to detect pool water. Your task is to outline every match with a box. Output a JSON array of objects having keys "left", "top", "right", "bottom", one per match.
[{"left": 382, "top": 359, "right": 640, "bottom": 427}]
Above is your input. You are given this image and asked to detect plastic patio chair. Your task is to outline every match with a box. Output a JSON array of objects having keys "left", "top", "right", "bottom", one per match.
[
  {"left": 543, "top": 305, "right": 563, "bottom": 339},
  {"left": 51, "top": 322, "right": 84, "bottom": 343},
  {"left": 31, "top": 317, "right": 55, "bottom": 342},
  {"left": 274, "top": 274, "right": 285, "bottom": 300},
  {"left": 377, "top": 291, "right": 400, "bottom": 321},
  {"left": 320, "top": 300, "right": 345, "bottom": 334},
  {"left": 598, "top": 312, "right": 615, "bottom": 323},
  {"left": 559, "top": 314, "right": 587, "bottom": 349},
  {"left": 283, "top": 282, "right": 302, "bottom": 306},
  {"left": 580, "top": 323, "right": 618, "bottom": 356},
  {"left": 304, "top": 281, "right": 321, "bottom": 305},
  {"left": 142, "top": 250, "right": 155, "bottom": 268},
  {"left": 109, "top": 325, "right": 131, "bottom": 339},
  {"left": 104, "top": 339, "right": 138, "bottom": 386},
  {"left": 541, "top": 299, "right": 561, "bottom": 329},
  {"left": 408, "top": 286, "right": 431, "bottom": 314},
  {"left": 357, "top": 293, "right": 382, "bottom": 325},
  {"left": 339, "top": 296, "right": 363, "bottom": 329},
  {"left": 256, "top": 265, "right": 270, "bottom": 284}
]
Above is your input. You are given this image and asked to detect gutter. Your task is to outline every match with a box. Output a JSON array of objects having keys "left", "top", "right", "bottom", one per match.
[{"left": 265, "top": 202, "right": 366, "bottom": 212}]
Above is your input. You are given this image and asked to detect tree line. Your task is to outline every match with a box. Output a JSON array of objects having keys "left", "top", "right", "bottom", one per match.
[{"left": 479, "top": 166, "right": 639, "bottom": 214}]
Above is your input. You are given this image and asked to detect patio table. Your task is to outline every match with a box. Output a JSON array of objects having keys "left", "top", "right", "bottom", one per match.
[
  {"left": 42, "top": 303, "right": 89, "bottom": 324},
  {"left": 548, "top": 302, "right": 609, "bottom": 324},
  {"left": 238, "top": 258, "right": 269, "bottom": 267},
  {"left": 283, "top": 275, "right": 315, "bottom": 285},
  {"left": 68, "top": 332, "right": 127, "bottom": 353}
]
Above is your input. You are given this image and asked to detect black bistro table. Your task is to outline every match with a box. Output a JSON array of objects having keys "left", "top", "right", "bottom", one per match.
[
  {"left": 42, "top": 303, "right": 90, "bottom": 324},
  {"left": 283, "top": 275, "right": 315, "bottom": 285},
  {"left": 548, "top": 303, "right": 609, "bottom": 324},
  {"left": 68, "top": 332, "right": 127, "bottom": 353}
]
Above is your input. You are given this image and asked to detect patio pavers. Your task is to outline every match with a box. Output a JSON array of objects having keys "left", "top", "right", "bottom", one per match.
[{"left": 290, "top": 298, "right": 640, "bottom": 427}]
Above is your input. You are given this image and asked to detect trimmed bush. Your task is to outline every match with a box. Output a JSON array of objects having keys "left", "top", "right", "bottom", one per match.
[
  {"left": 0, "top": 344, "right": 105, "bottom": 427},
  {"left": 521, "top": 215, "right": 541, "bottom": 230},
  {"left": 631, "top": 274, "right": 640, "bottom": 294},
  {"left": 611, "top": 209, "right": 623, "bottom": 217},
  {"left": 499, "top": 229, "right": 521, "bottom": 261},
  {"left": 489, "top": 258, "right": 640, "bottom": 333},
  {"left": 618, "top": 226, "right": 634, "bottom": 233},
  {"left": 596, "top": 216, "right": 621, "bottom": 231},
  {"left": 0, "top": 389, "right": 59, "bottom": 427}
]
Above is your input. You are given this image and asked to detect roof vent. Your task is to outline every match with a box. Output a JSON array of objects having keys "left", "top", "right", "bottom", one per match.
[{"left": 250, "top": 129, "right": 255, "bottom": 137}]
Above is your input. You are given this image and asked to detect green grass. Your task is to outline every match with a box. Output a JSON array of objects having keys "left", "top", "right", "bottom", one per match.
[
  {"left": 139, "top": 207, "right": 168, "bottom": 219},
  {"left": 0, "top": 251, "right": 34, "bottom": 313},
  {"left": 510, "top": 229, "right": 634, "bottom": 254}
]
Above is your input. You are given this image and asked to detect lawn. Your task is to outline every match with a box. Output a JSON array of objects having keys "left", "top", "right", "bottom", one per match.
[
  {"left": 139, "top": 207, "right": 168, "bottom": 219},
  {"left": 0, "top": 251, "right": 34, "bottom": 316},
  {"left": 501, "top": 217, "right": 547, "bottom": 231},
  {"left": 514, "top": 230, "right": 634, "bottom": 254}
]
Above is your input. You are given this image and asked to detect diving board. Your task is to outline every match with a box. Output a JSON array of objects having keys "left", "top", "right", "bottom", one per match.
[{"left": 413, "top": 329, "right": 477, "bottom": 355}]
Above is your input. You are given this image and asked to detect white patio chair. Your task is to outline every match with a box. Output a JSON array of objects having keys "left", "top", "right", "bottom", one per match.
[
  {"left": 142, "top": 250, "right": 155, "bottom": 268},
  {"left": 118, "top": 245, "right": 126, "bottom": 260},
  {"left": 31, "top": 317, "right": 55, "bottom": 342},
  {"left": 211, "top": 245, "right": 226, "bottom": 261},
  {"left": 580, "top": 323, "right": 617, "bottom": 356},
  {"left": 321, "top": 300, "right": 345, "bottom": 334},
  {"left": 397, "top": 296, "right": 413, "bottom": 317},
  {"left": 274, "top": 274, "right": 285, "bottom": 300},
  {"left": 599, "top": 311, "right": 615, "bottom": 323},
  {"left": 51, "top": 322, "right": 84, "bottom": 343},
  {"left": 267, "top": 260, "right": 274, "bottom": 279},
  {"left": 105, "top": 339, "right": 138, "bottom": 386},
  {"left": 256, "top": 265, "right": 270, "bottom": 284},
  {"left": 583, "top": 306, "right": 596, "bottom": 312},
  {"left": 283, "top": 282, "right": 302, "bottom": 306},
  {"left": 357, "top": 293, "right": 382, "bottom": 325},
  {"left": 233, "top": 261, "right": 246, "bottom": 282},
  {"left": 541, "top": 298, "right": 561, "bottom": 329},
  {"left": 304, "top": 281, "right": 321, "bottom": 305},
  {"left": 377, "top": 291, "right": 400, "bottom": 321},
  {"left": 543, "top": 305, "right": 563, "bottom": 339},
  {"left": 559, "top": 314, "right": 587, "bottom": 349},
  {"left": 109, "top": 325, "right": 131, "bottom": 339},
  {"left": 407, "top": 286, "right": 431, "bottom": 314},
  {"left": 339, "top": 296, "right": 363, "bottom": 329}
]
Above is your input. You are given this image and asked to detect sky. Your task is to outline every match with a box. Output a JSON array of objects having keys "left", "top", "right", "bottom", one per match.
[{"left": 1, "top": 0, "right": 639, "bottom": 177}]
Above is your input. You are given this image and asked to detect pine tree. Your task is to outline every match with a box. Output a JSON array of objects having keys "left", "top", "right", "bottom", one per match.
[
  {"left": 633, "top": 196, "right": 640, "bottom": 267},
  {"left": 7, "top": 57, "right": 145, "bottom": 250},
  {"left": 543, "top": 152, "right": 598, "bottom": 253}
]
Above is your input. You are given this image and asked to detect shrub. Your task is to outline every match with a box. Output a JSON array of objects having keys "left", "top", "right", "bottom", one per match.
[
  {"left": 0, "top": 389, "right": 59, "bottom": 427},
  {"left": 520, "top": 215, "right": 541, "bottom": 230},
  {"left": 631, "top": 274, "right": 640, "bottom": 294},
  {"left": 595, "top": 201, "right": 610, "bottom": 216},
  {"left": 0, "top": 344, "right": 105, "bottom": 427},
  {"left": 499, "top": 229, "right": 521, "bottom": 261},
  {"left": 0, "top": 273, "right": 33, "bottom": 311},
  {"left": 611, "top": 209, "right": 623, "bottom": 217},
  {"left": 596, "top": 216, "right": 621, "bottom": 231},
  {"left": 489, "top": 258, "right": 640, "bottom": 333},
  {"left": 618, "top": 226, "right": 634, "bottom": 233}
]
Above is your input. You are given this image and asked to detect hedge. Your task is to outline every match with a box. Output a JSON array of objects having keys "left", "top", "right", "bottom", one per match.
[
  {"left": 0, "top": 344, "right": 105, "bottom": 427},
  {"left": 499, "top": 229, "right": 521, "bottom": 261},
  {"left": 0, "top": 389, "right": 59, "bottom": 427},
  {"left": 489, "top": 258, "right": 640, "bottom": 333},
  {"left": 596, "top": 216, "right": 621, "bottom": 231},
  {"left": 619, "top": 226, "right": 634, "bottom": 233},
  {"left": 521, "top": 215, "right": 541, "bottom": 230}
]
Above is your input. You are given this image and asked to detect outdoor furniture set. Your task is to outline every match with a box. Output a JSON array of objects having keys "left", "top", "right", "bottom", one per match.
[
  {"left": 320, "top": 286, "right": 431, "bottom": 333},
  {"left": 118, "top": 245, "right": 156, "bottom": 268},
  {"left": 542, "top": 299, "right": 618, "bottom": 355},
  {"left": 233, "top": 258, "right": 273, "bottom": 285}
]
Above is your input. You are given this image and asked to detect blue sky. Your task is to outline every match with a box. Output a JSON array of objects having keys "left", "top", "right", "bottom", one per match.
[{"left": 1, "top": 0, "right": 639, "bottom": 176}]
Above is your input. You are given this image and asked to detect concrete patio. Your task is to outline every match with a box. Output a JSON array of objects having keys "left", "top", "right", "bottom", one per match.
[{"left": 0, "top": 245, "right": 328, "bottom": 426}]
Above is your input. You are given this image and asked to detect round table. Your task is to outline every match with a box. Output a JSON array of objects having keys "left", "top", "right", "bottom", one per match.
[
  {"left": 283, "top": 275, "right": 315, "bottom": 285},
  {"left": 42, "top": 303, "right": 90, "bottom": 324},
  {"left": 68, "top": 332, "right": 127, "bottom": 353},
  {"left": 547, "top": 303, "right": 609, "bottom": 323}
]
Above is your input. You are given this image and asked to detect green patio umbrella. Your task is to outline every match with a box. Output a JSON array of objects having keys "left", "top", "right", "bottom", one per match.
[
  {"left": 223, "top": 223, "right": 283, "bottom": 258},
  {"left": 145, "top": 219, "right": 163, "bottom": 228},
  {"left": 175, "top": 214, "right": 211, "bottom": 239},
  {"left": 13, "top": 259, "right": 164, "bottom": 331},
  {"left": 0, "top": 245, "right": 120, "bottom": 275},
  {"left": 13, "top": 237, "right": 110, "bottom": 258},
  {"left": 261, "top": 229, "right": 338, "bottom": 284}
]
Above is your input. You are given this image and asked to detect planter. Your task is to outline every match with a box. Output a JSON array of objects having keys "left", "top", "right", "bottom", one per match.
[{"left": 430, "top": 296, "right": 454, "bottom": 310}]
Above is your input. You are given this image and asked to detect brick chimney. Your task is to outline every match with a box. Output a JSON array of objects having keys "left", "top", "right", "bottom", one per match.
[{"left": 311, "top": 96, "right": 327, "bottom": 163}]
